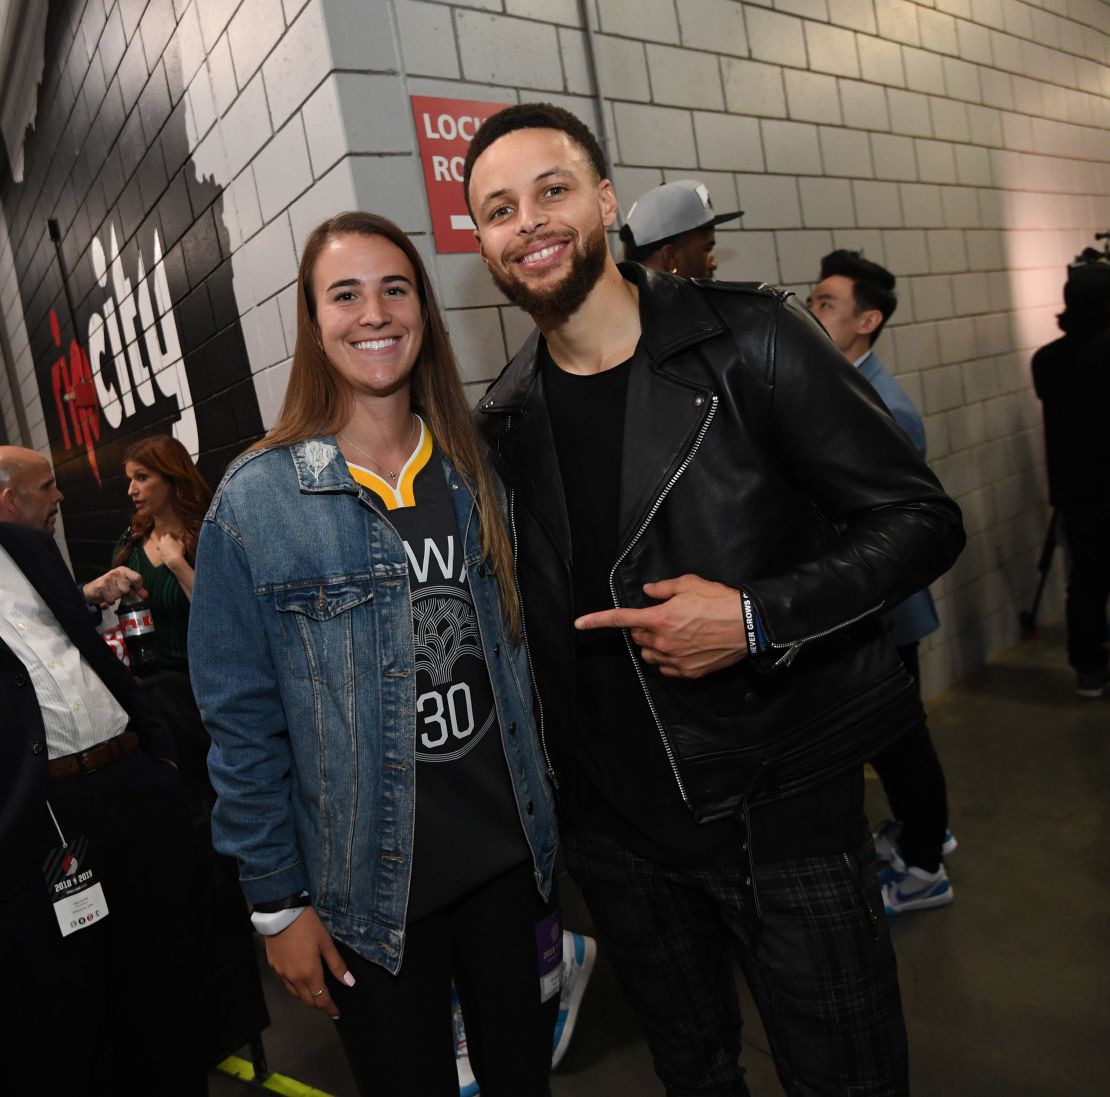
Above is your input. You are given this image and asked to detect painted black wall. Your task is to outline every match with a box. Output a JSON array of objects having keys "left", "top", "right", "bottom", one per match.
[{"left": 1, "top": 0, "right": 263, "bottom": 580}]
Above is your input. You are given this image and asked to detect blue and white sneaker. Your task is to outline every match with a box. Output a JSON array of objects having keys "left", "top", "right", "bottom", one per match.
[
  {"left": 873, "top": 817, "right": 957, "bottom": 871},
  {"left": 881, "top": 863, "right": 954, "bottom": 915},
  {"left": 551, "top": 931, "right": 597, "bottom": 1070},
  {"left": 452, "top": 989, "right": 479, "bottom": 1097}
]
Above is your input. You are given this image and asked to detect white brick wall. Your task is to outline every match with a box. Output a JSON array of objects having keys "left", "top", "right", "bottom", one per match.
[
  {"left": 3, "top": 0, "right": 1106, "bottom": 695},
  {"left": 723, "top": 57, "right": 788, "bottom": 117}
]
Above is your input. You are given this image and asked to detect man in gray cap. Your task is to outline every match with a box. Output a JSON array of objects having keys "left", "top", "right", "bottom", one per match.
[{"left": 618, "top": 179, "right": 742, "bottom": 279}]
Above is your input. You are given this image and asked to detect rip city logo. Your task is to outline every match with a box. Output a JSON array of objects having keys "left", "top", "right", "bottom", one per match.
[
  {"left": 1, "top": 0, "right": 263, "bottom": 573},
  {"left": 49, "top": 223, "right": 190, "bottom": 487},
  {"left": 89, "top": 223, "right": 191, "bottom": 460}
]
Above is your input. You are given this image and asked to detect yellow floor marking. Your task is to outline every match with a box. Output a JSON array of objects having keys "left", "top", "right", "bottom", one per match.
[{"left": 216, "top": 1054, "right": 337, "bottom": 1097}]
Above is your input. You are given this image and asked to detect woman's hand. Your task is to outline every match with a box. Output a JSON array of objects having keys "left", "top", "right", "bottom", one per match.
[
  {"left": 263, "top": 906, "right": 356, "bottom": 1019},
  {"left": 158, "top": 531, "right": 187, "bottom": 569},
  {"left": 158, "top": 532, "right": 196, "bottom": 600}
]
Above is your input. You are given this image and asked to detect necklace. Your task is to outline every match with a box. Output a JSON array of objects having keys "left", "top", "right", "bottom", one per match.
[{"left": 338, "top": 414, "right": 419, "bottom": 483}]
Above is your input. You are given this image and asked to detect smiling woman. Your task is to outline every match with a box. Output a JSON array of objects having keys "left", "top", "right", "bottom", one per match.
[
  {"left": 313, "top": 234, "right": 426, "bottom": 411},
  {"left": 188, "top": 212, "right": 561, "bottom": 1097}
]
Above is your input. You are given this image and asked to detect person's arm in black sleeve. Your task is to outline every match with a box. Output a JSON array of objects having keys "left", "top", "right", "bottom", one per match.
[{"left": 739, "top": 295, "right": 965, "bottom": 664}]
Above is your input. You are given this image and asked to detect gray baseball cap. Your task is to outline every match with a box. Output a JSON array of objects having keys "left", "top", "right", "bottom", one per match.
[{"left": 623, "top": 180, "right": 743, "bottom": 248}]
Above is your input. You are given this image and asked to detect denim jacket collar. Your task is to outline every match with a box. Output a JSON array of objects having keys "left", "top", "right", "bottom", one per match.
[
  {"left": 288, "top": 434, "right": 479, "bottom": 503},
  {"left": 289, "top": 437, "right": 358, "bottom": 494}
]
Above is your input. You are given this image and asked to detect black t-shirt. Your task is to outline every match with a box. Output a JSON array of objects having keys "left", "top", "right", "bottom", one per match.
[
  {"left": 348, "top": 427, "right": 528, "bottom": 922},
  {"left": 541, "top": 341, "right": 867, "bottom": 866}
]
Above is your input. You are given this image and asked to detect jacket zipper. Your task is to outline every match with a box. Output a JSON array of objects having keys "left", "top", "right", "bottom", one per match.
[
  {"left": 607, "top": 394, "right": 720, "bottom": 810},
  {"left": 844, "top": 851, "right": 879, "bottom": 932},
  {"left": 508, "top": 484, "right": 558, "bottom": 788},
  {"left": 768, "top": 601, "right": 885, "bottom": 668}
]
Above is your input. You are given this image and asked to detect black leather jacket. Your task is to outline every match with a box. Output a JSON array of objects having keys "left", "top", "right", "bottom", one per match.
[{"left": 478, "top": 265, "right": 965, "bottom": 823}]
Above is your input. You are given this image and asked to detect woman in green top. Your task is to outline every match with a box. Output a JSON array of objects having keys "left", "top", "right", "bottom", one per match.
[
  {"left": 111, "top": 433, "right": 270, "bottom": 1059},
  {"left": 112, "top": 434, "right": 212, "bottom": 670}
]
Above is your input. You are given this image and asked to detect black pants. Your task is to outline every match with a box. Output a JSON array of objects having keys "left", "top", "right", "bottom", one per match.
[
  {"left": 1062, "top": 504, "right": 1110, "bottom": 674},
  {"left": 2, "top": 749, "right": 204, "bottom": 1096},
  {"left": 326, "top": 860, "right": 559, "bottom": 1097},
  {"left": 563, "top": 828, "right": 907, "bottom": 1097},
  {"left": 870, "top": 642, "right": 950, "bottom": 872}
]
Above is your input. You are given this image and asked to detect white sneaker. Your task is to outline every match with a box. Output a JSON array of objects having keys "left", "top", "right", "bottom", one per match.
[
  {"left": 551, "top": 931, "right": 597, "bottom": 1070},
  {"left": 881, "top": 863, "right": 954, "bottom": 915}
]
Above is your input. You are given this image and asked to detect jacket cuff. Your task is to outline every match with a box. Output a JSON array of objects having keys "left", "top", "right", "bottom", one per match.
[
  {"left": 239, "top": 860, "right": 310, "bottom": 906},
  {"left": 251, "top": 890, "right": 310, "bottom": 913}
]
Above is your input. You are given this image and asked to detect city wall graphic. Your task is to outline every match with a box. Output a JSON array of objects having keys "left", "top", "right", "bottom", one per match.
[{"left": 1, "top": 1, "right": 262, "bottom": 577}]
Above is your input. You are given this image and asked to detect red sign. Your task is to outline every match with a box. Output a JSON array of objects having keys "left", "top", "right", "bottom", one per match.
[{"left": 412, "top": 95, "right": 510, "bottom": 254}]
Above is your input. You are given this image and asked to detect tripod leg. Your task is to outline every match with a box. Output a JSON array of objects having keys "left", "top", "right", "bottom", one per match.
[{"left": 1022, "top": 509, "right": 1059, "bottom": 635}]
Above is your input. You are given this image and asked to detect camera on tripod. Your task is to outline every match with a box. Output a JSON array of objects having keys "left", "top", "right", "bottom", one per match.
[{"left": 1069, "top": 231, "right": 1110, "bottom": 270}]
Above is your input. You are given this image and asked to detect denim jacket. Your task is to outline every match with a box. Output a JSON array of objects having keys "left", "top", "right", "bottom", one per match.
[{"left": 188, "top": 437, "right": 557, "bottom": 973}]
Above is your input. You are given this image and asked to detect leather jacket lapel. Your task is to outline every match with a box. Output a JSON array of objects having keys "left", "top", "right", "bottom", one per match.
[
  {"left": 618, "top": 359, "right": 710, "bottom": 547},
  {"left": 615, "top": 265, "right": 724, "bottom": 548},
  {"left": 481, "top": 338, "right": 572, "bottom": 566}
]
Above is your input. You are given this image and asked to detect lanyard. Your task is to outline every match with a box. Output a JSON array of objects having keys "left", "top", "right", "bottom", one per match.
[{"left": 46, "top": 800, "right": 67, "bottom": 845}]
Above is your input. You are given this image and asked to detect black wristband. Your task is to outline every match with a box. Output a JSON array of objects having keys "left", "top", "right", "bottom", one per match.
[{"left": 251, "top": 890, "right": 310, "bottom": 913}]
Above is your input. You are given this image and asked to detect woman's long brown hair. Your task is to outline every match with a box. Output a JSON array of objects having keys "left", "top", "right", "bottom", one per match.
[
  {"left": 112, "top": 434, "right": 213, "bottom": 566},
  {"left": 254, "top": 211, "right": 519, "bottom": 635}
]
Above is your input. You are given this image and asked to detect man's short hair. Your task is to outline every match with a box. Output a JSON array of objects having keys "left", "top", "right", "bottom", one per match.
[
  {"left": 819, "top": 249, "right": 898, "bottom": 346},
  {"left": 462, "top": 102, "right": 608, "bottom": 214},
  {"left": 618, "top": 223, "right": 675, "bottom": 263}
]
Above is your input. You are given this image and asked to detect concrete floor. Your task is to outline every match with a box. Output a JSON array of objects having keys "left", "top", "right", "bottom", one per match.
[{"left": 210, "top": 624, "right": 1110, "bottom": 1096}]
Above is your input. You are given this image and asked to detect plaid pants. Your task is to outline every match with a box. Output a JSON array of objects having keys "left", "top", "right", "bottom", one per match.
[{"left": 562, "top": 829, "right": 908, "bottom": 1097}]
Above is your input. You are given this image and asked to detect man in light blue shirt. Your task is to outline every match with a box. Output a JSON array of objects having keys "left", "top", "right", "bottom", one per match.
[{"left": 808, "top": 250, "right": 956, "bottom": 916}]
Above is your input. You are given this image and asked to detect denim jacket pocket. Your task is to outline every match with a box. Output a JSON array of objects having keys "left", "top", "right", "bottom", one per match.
[{"left": 274, "top": 576, "right": 375, "bottom": 684}]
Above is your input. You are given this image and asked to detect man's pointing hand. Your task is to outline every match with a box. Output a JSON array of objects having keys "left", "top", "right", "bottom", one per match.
[{"left": 575, "top": 574, "right": 750, "bottom": 679}]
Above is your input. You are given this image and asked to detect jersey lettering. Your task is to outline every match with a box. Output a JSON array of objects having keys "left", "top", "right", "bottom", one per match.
[{"left": 405, "top": 535, "right": 455, "bottom": 583}]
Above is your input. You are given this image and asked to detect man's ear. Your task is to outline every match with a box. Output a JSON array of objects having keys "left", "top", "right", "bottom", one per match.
[
  {"left": 857, "top": 308, "right": 884, "bottom": 338},
  {"left": 599, "top": 178, "right": 618, "bottom": 227},
  {"left": 0, "top": 486, "right": 17, "bottom": 519},
  {"left": 657, "top": 243, "right": 678, "bottom": 274}
]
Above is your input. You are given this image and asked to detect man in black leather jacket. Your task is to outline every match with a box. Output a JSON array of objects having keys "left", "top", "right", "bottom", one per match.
[{"left": 465, "top": 104, "right": 964, "bottom": 1097}]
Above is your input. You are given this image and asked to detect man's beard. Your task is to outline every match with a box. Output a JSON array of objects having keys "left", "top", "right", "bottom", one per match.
[{"left": 488, "top": 222, "right": 609, "bottom": 327}]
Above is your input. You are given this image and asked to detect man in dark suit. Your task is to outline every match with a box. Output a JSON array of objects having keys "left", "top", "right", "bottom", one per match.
[
  {"left": 0, "top": 444, "right": 146, "bottom": 605},
  {"left": 0, "top": 502, "right": 203, "bottom": 1093}
]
